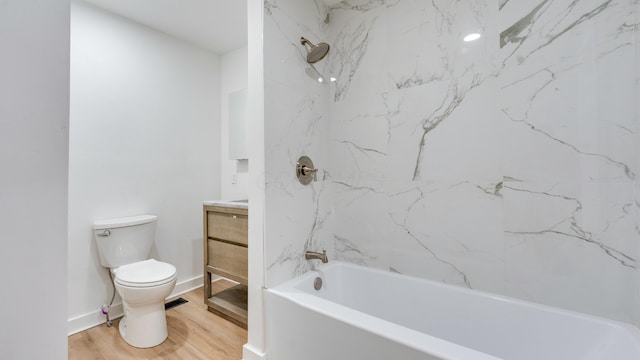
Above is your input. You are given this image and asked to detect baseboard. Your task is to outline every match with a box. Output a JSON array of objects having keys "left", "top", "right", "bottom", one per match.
[
  {"left": 67, "top": 274, "right": 204, "bottom": 336},
  {"left": 243, "top": 344, "right": 267, "bottom": 360},
  {"left": 170, "top": 274, "right": 204, "bottom": 298},
  {"left": 67, "top": 303, "right": 124, "bottom": 336}
]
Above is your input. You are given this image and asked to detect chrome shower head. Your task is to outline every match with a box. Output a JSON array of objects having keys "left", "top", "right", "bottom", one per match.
[{"left": 300, "top": 37, "right": 330, "bottom": 63}]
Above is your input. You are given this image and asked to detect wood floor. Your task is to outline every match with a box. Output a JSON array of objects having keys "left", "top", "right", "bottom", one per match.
[{"left": 68, "top": 280, "right": 247, "bottom": 360}]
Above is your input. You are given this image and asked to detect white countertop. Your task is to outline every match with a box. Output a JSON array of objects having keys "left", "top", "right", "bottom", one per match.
[{"left": 203, "top": 200, "right": 248, "bottom": 209}]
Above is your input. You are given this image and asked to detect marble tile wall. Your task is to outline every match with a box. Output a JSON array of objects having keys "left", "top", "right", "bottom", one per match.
[
  {"left": 497, "top": 0, "right": 640, "bottom": 323},
  {"left": 327, "top": 1, "right": 504, "bottom": 296},
  {"left": 263, "top": 0, "right": 334, "bottom": 287},
  {"left": 264, "top": 0, "right": 640, "bottom": 324}
]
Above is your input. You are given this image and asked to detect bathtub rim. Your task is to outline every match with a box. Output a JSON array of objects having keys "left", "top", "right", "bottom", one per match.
[
  {"left": 266, "top": 262, "right": 505, "bottom": 360},
  {"left": 277, "top": 261, "right": 640, "bottom": 332},
  {"left": 265, "top": 261, "right": 640, "bottom": 360}
]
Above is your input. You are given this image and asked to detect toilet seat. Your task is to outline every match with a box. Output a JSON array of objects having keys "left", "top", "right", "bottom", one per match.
[{"left": 115, "top": 259, "right": 176, "bottom": 288}]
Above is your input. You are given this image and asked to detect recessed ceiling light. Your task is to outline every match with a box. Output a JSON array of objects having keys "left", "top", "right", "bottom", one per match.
[{"left": 463, "top": 33, "right": 481, "bottom": 42}]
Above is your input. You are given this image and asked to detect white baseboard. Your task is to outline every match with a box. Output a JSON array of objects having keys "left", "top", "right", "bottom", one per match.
[
  {"left": 67, "top": 275, "right": 204, "bottom": 336},
  {"left": 67, "top": 303, "right": 124, "bottom": 336},
  {"left": 170, "top": 274, "right": 204, "bottom": 298},
  {"left": 243, "top": 344, "right": 267, "bottom": 360}
]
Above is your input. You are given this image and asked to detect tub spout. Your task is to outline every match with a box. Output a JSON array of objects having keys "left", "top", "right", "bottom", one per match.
[{"left": 305, "top": 250, "right": 328, "bottom": 263}]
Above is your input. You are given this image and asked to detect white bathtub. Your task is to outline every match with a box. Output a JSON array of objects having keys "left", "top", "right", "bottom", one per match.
[{"left": 264, "top": 261, "right": 640, "bottom": 360}]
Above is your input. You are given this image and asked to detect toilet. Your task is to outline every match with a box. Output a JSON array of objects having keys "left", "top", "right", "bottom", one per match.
[{"left": 93, "top": 215, "right": 177, "bottom": 348}]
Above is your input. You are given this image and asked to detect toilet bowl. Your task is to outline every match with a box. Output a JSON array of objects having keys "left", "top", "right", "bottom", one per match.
[{"left": 114, "top": 259, "right": 177, "bottom": 348}]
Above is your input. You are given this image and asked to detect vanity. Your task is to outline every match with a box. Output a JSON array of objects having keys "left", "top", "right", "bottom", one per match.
[{"left": 203, "top": 200, "right": 248, "bottom": 327}]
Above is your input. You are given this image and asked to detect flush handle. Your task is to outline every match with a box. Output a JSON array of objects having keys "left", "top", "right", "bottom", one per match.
[{"left": 96, "top": 230, "right": 111, "bottom": 237}]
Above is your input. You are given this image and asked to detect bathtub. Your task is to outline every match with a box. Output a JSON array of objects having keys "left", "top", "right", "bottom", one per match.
[{"left": 264, "top": 261, "right": 640, "bottom": 360}]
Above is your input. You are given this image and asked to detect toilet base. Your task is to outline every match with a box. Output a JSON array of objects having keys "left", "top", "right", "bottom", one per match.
[
  {"left": 112, "top": 264, "right": 176, "bottom": 348},
  {"left": 118, "top": 302, "right": 169, "bottom": 348}
]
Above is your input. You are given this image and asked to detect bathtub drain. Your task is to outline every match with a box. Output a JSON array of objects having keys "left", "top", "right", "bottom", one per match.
[{"left": 314, "top": 277, "right": 323, "bottom": 291}]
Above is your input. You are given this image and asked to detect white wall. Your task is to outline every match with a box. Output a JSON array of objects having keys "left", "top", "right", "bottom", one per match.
[
  {"left": 68, "top": 1, "right": 221, "bottom": 333},
  {"left": 0, "top": 0, "right": 70, "bottom": 358},
  {"left": 221, "top": 46, "right": 249, "bottom": 200},
  {"left": 244, "top": 0, "right": 267, "bottom": 358}
]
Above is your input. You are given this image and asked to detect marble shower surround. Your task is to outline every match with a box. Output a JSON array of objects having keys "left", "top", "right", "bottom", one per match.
[
  {"left": 263, "top": 0, "right": 334, "bottom": 287},
  {"left": 264, "top": 0, "right": 640, "bottom": 325}
]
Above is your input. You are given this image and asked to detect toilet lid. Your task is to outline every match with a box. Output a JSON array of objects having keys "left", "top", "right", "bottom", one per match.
[{"left": 115, "top": 259, "right": 176, "bottom": 287}]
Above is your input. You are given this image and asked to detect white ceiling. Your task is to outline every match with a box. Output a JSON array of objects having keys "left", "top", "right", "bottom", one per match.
[{"left": 83, "top": 0, "right": 248, "bottom": 54}]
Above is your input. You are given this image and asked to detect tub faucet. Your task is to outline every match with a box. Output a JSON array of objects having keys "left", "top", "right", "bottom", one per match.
[{"left": 305, "top": 250, "right": 328, "bottom": 263}]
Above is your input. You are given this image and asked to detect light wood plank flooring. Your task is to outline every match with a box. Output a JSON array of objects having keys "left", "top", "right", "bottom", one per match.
[{"left": 69, "top": 280, "right": 247, "bottom": 360}]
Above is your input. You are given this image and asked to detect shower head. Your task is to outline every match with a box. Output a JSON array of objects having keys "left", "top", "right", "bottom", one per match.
[{"left": 300, "top": 37, "right": 330, "bottom": 64}]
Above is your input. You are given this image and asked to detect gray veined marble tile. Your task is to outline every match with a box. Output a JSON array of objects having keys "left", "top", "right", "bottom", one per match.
[{"left": 264, "top": 0, "right": 640, "bottom": 325}]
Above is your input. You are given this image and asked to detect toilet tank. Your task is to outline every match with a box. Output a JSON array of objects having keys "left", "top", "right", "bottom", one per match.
[{"left": 93, "top": 215, "right": 158, "bottom": 268}]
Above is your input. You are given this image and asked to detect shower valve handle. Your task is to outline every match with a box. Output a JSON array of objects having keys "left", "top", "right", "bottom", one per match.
[
  {"left": 301, "top": 165, "right": 317, "bottom": 174},
  {"left": 300, "top": 165, "right": 318, "bottom": 180},
  {"left": 296, "top": 155, "right": 318, "bottom": 185}
]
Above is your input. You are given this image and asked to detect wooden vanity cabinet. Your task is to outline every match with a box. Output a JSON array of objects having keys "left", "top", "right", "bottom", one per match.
[{"left": 203, "top": 204, "right": 248, "bottom": 327}]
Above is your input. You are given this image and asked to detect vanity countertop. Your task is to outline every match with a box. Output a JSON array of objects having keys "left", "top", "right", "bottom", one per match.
[{"left": 203, "top": 200, "right": 248, "bottom": 209}]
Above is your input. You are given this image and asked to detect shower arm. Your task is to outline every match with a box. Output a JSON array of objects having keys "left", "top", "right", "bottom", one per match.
[{"left": 300, "top": 37, "right": 315, "bottom": 48}]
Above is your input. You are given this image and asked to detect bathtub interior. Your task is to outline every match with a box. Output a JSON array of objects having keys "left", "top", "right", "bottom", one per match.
[{"left": 277, "top": 262, "right": 640, "bottom": 360}]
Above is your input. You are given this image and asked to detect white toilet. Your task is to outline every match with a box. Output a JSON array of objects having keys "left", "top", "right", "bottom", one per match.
[{"left": 93, "top": 215, "right": 177, "bottom": 348}]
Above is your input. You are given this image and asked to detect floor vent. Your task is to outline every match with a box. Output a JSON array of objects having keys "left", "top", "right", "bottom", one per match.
[{"left": 165, "top": 297, "right": 188, "bottom": 311}]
